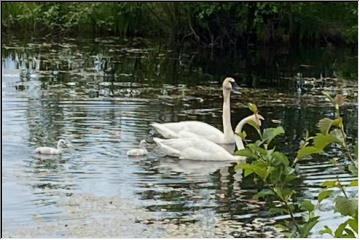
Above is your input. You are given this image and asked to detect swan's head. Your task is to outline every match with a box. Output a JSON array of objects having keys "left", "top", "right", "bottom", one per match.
[
  {"left": 139, "top": 140, "right": 147, "bottom": 148},
  {"left": 57, "top": 139, "right": 71, "bottom": 149},
  {"left": 222, "top": 77, "right": 239, "bottom": 92}
]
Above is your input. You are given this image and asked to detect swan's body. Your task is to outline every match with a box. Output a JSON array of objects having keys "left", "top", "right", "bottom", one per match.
[
  {"left": 151, "top": 77, "right": 239, "bottom": 144},
  {"left": 127, "top": 140, "right": 148, "bottom": 156},
  {"left": 35, "top": 139, "right": 69, "bottom": 155},
  {"left": 154, "top": 114, "right": 263, "bottom": 161}
]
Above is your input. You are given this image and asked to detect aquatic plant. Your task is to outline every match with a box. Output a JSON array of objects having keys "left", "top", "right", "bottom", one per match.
[{"left": 236, "top": 94, "right": 357, "bottom": 237}]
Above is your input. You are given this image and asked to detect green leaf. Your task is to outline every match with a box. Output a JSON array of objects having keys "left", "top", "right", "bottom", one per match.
[
  {"left": 343, "top": 228, "right": 356, "bottom": 238},
  {"left": 263, "top": 126, "right": 285, "bottom": 145},
  {"left": 301, "top": 199, "right": 315, "bottom": 212},
  {"left": 349, "top": 180, "right": 358, "bottom": 187},
  {"left": 330, "top": 128, "right": 345, "bottom": 143},
  {"left": 248, "top": 103, "right": 258, "bottom": 113},
  {"left": 320, "top": 225, "right": 333, "bottom": 236},
  {"left": 318, "top": 190, "right": 334, "bottom": 203},
  {"left": 272, "top": 151, "right": 289, "bottom": 166},
  {"left": 300, "top": 216, "right": 320, "bottom": 237},
  {"left": 247, "top": 119, "right": 260, "bottom": 130},
  {"left": 274, "top": 223, "right": 289, "bottom": 230},
  {"left": 321, "top": 180, "right": 339, "bottom": 188},
  {"left": 317, "top": 118, "right": 334, "bottom": 134},
  {"left": 235, "top": 148, "right": 256, "bottom": 159},
  {"left": 296, "top": 146, "right": 322, "bottom": 160},
  {"left": 348, "top": 218, "right": 358, "bottom": 233},
  {"left": 253, "top": 189, "right": 274, "bottom": 199},
  {"left": 335, "top": 222, "right": 347, "bottom": 238},
  {"left": 273, "top": 187, "right": 294, "bottom": 201},
  {"left": 313, "top": 133, "right": 342, "bottom": 150},
  {"left": 348, "top": 164, "right": 358, "bottom": 176},
  {"left": 237, "top": 130, "right": 247, "bottom": 140},
  {"left": 334, "top": 196, "right": 358, "bottom": 217}
]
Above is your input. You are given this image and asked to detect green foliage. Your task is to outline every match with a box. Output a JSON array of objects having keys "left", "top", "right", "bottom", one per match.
[
  {"left": 334, "top": 196, "right": 358, "bottom": 217},
  {"left": 236, "top": 98, "right": 357, "bottom": 238},
  {"left": 2, "top": 2, "right": 357, "bottom": 47},
  {"left": 263, "top": 127, "right": 285, "bottom": 146},
  {"left": 317, "top": 190, "right": 334, "bottom": 203}
]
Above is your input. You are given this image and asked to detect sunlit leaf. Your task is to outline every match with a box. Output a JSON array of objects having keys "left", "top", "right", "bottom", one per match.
[
  {"left": 320, "top": 225, "right": 333, "bottom": 236},
  {"left": 296, "top": 146, "right": 321, "bottom": 160},
  {"left": 317, "top": 118, "right": 334, "bottom": 134},
  {"left": 247, "top": 119, "right": 260, "bottom": 130},
  {"left": 237, "top": 130, "right": 247, "bottom": 140},
  {"left": 301, "top": 199, "right": 315, "bottom": 212},
  {"left": 235, "top": 149, "right": 256, "bottom": 159},
  {"left": 263, "top": 126, "right": 285, "bottom": 145},
  {"left": 318, "top": 190, "right": 333, "bottom": 203},
  {"left": 335, "top": 222, "right": 347, "bottom": 238},
  {"left": 349, "top": 180, "right": 358, "bottom": 187},
  {"left": 273, "top": 187, "right": 294, "bottom": 201},
  {"left": 248, "top": 103, "right": 258, "bottom": 113},
  {"left": 348, "top": 218, "right": 358, "bottom": 233},
  {"left": 334, "top": 196, "right": 358, "bottom": 217},
  {"left": 236, "top": 163, "right": 254, "bottom": 177},
  {"left": 274, "top": 223, "right": 288, "bottom": 230},
  {"left": 321, "top": 180, "right": 338, "bottom": 188},
  {"left": 313, "top": 133, "right": 341, "bottom": 150},
  {"left": 332, "top": 117, "right": 343, "bottom": 128}
]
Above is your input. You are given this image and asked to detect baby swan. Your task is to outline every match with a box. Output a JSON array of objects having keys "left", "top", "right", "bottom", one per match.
[
  {"left": 35, "top": 139, "right": 69, "bottom": 155},
  {"left": 127, "top": 140, "right": 148, "bottom": 156}
]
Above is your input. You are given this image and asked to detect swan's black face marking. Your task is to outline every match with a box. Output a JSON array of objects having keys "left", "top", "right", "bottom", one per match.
[
  {"left": 231, "top": 81, "right": 240, "bottom": 90},
  {"left": 223, "top": 77, "right": 236, "bottom": 91}
]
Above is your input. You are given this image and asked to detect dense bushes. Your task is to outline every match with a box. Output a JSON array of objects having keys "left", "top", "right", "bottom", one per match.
[{"left": 2, "top": 2, "right": 357, "bottom": 48}]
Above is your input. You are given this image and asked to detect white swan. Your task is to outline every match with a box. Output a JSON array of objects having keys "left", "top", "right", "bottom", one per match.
[
  {"left": 153, "top": 114, "right": 263, "bottom": 161},
  {"left": 34, "top": 139, "right": 70, "bottom": 155},
  {"left": 151, "top": 77, "right": 239, "bottom": 144},
  {"left": 127, "top": 140, "right": 148, "bottom": 156}
]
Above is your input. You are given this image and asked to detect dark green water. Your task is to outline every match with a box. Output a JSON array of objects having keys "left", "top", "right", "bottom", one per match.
[{"left": 2, "top": 36, "right": 357, "bottom": 237}]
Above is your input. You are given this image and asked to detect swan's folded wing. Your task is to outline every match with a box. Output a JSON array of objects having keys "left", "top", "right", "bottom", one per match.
[
  {"left": 153, "top": 137, "right": 181, "bottom": 157},
  {"left": 151, "top": 123, "right": 179, "bottom": 138}
]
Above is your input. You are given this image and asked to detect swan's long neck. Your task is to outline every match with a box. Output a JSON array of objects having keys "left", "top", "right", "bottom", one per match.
[
  {"left": 57, "top": 140, "right": 64, "bottom": 151},
  {"left": 234, "top": 116, "right": 252, "bottom": 150},
  {"left": 222, "top": 89, "right": 233, "bottom": 142},
  {"left": 57, "top": 142, "right": 63, "bottom": 150}
]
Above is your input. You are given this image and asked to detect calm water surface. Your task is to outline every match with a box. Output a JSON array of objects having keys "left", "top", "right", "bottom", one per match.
[{"left": 2, "top": 36, "right": 358, "bottom": 237}]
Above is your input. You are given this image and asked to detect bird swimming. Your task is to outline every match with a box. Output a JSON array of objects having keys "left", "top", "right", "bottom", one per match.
[{"left": 151, "top": 77, "right": 240, "bottom": 144}]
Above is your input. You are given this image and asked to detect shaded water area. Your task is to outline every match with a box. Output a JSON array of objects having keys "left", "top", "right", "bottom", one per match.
[{"left": 2, "top": 35, "right": 358, "bottom": 238}]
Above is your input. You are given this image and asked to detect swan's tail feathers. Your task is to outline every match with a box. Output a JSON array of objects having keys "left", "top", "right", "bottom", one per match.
[
  {"left": 153, "top": 137, "right": 181, "bottom": 157},
  {"left": 150, "top": 123, "right": 178, "bottom": 139}
]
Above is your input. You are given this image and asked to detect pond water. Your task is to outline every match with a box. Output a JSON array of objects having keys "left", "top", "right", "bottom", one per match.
[{"left": 2, "top": 36, "right": 358, "bottom": 238}]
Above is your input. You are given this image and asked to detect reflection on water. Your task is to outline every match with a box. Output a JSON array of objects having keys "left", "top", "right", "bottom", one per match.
[{"left": 2, "top": 36, "right": 357, "bottom": 237}]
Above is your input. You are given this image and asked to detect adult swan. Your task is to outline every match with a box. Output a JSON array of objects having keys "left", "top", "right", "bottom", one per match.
[
  {"left": 153, "top": 114, "right": 264, "bottom": 161},
  {"left": 151, "top": 77, "right": 239, "bottom": 144}
]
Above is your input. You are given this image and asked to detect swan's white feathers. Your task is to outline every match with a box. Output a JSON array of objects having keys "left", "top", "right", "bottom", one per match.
[
  {"left": 151, "top": 121, "right": 229, "bottom": 143},
  {"left": 35, "top": 146, "right": 61, "bottom": 155},
  {"left": 127, "top": 148, "right": 148, "bottom": 156},
  {"left": 154, "top": 136, "right": 243, "bottom": 161}
]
